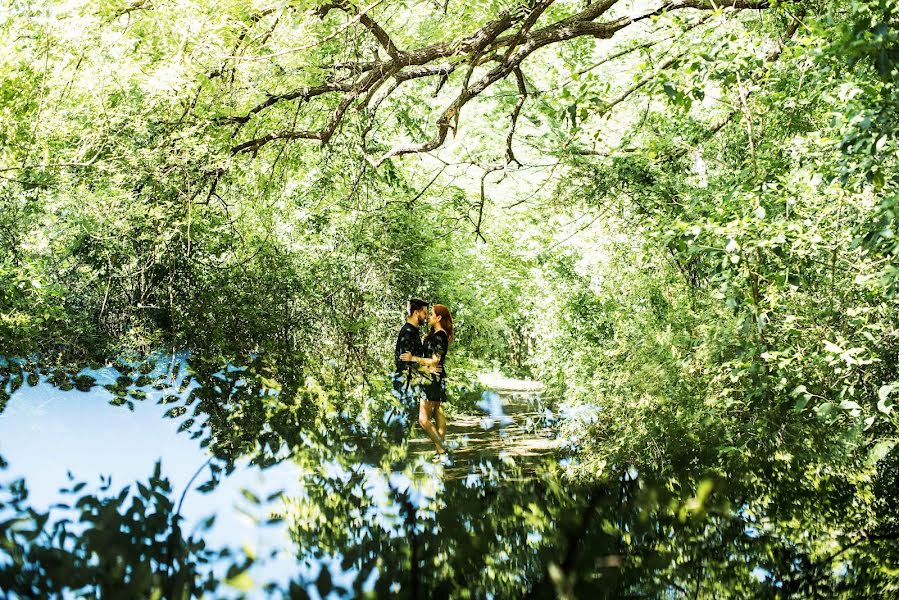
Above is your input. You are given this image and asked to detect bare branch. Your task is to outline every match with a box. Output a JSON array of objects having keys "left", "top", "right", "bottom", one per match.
[
  {"left": 224, "top": 81, "right": 356, "bottom": 125},
  {"left": 358, "top": 13, "right": 401, "bottom": 59},
  {"left": 501, "top": 0, "right": 555, "bottom": 62},
  {"left": 230, "top": 130, "right": 322, "bottom": 156},
  {"left": 475, "top": 165, "right": 504, "bottom": 242},
  {"left": 396, "top": 63, "right": 455, "bottom": 81},
  {"left": 601, "top": 51, "right": 686, "bottom": 115},
  {"left": 357, "top": 65, "right": 401, "bottom": 111},
  {"left": 408, "top": 165, "right": 447, "bottom": 206}
]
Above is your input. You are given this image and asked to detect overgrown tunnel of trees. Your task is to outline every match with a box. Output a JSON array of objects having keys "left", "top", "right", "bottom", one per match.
[{"left": 2, "top": 0, "right": 899, "bottom": 597}]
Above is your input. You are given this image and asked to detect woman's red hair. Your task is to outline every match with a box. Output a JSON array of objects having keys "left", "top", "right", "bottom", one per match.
[{"left": 431, "top": 304, "right": 454, "bottom": 343}]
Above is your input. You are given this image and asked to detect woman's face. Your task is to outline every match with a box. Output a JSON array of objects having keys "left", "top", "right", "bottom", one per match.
[{"left": 428, "top": 312, "right": 442, "bottom": 328}]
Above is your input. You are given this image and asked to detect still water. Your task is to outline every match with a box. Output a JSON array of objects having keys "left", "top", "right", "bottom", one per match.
[
  {"left": 2, "top": 350, "right": 837, "bottom": 597},
  {"left": 0, "top": 351, "right": 555, "bottom": 598},
  {"left": 0, "top": 352, "right": 370, "bottom": 598}
]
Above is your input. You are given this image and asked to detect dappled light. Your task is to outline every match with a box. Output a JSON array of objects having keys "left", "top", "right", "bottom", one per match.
[{"left": 3, "top": 0, "right": 899, "bottom": 597}]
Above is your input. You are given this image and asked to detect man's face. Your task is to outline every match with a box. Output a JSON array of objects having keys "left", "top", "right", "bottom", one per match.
[{"left": 418, "top": 307, "right": 429, "bottom": 325}]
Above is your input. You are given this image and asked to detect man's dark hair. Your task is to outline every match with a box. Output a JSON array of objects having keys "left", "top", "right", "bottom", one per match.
[{"left": 407, "top": 298, "right": 429, "bottom": 316}]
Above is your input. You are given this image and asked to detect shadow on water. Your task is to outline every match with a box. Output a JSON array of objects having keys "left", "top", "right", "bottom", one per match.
[{"left": 3, "top": 352, "right": 899, "bottom": 598}]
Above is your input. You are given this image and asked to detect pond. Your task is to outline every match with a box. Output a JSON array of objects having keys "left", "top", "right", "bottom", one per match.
[
  {"left": 0, "top": 352, "right": 376, "bottom": 597},
  {"left": 4, "top": 349, "right": 857, "bottom": 598},
  {"left": 0, "top": 351, "right": 564, "bottom": 598}
]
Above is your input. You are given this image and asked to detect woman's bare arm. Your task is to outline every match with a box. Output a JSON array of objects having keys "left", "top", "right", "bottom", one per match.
[{"left": 399, "top": 351, "right": 441, "bottom": 368}]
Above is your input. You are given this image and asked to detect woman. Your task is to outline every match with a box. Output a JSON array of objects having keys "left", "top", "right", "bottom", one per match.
[{"left": 400, "top": 304, "right": 453, "bottom": 462}]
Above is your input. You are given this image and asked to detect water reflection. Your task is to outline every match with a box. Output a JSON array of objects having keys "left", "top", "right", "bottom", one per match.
[
  {"left": 0, "top": 351, "right": 567, "bottom": 597},
  {"left": 4, "top": 352, "right": 895, "bottom": 597},
  {"left": 0, "top": 353, "right": 329, "bottom": 597}
]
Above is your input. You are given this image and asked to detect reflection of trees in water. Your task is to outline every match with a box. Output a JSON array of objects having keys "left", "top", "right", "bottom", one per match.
[
  {"left": 3, "top": 354, "right": 899, "bottom": 597},
  {"left": 0, "top": 454, "right": 225, "bottom": 598}
]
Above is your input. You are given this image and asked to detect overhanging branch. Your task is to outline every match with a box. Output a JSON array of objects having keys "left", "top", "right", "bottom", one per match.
[{"left": 224, "top": 0, "right": 783, "bottom": 161}]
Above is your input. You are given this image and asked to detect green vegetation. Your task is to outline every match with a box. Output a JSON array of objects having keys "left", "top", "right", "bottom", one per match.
[{"left": 2, "top": 0, "right": 899, "bottom": 596}]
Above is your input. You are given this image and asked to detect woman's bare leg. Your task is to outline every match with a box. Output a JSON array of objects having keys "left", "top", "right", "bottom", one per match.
[
  {"left": 435, "top": 404, "right": 446, "bottom": 440},
  {"left": 418, "top": 399, "right": 446, "bottom": 454}
]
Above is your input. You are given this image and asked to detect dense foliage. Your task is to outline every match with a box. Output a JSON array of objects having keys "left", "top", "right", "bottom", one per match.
[{"left": 2, "top": 0, "right": 899, "bottom": 597}]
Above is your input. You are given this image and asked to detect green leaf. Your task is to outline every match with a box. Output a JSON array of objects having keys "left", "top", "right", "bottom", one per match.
[
  {"left": 815, "top": 402, "right": 836, "bottom": 418},
  {"left": 878, "top": 384, "right": 895, "bottom": 413},
  {"left": 240, "top": 488, "right": 261, "bottom": 505},
  {"left": 823, "top": 340, "right": 843, "bottom": 354}
]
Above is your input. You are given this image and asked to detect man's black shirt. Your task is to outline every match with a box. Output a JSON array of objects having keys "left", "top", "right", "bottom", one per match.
[{"left": 394, "top": 322, "right": 423, "bottom": 374}]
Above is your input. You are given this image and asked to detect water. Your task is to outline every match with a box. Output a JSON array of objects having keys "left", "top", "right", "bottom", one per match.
[
  {"left": 0, "top": 353, "right": 366, "bottom": 598},
  {"left": 3, "top": 350, "right": 864, "bottom": 597},
  {"left": 0, "top": 351, "right": 568, "bottom": 598}
]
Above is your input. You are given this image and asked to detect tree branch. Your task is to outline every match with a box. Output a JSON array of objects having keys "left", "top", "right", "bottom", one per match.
[
  {"left": 230, "top": 130, "right": 322, "bottom": 155},
  {"left": 507, "top": 66, "right": 528, "bottom": 166},
  {"left": 475, "top": 164, "right": 504, "bottom": 241},
  {"left": 318, "top": 0, "right": 402, "bottom": 59},
  {"left": 601, "top": 51, "right": 686, "bottom": 116},
  {"left": 223, "top": 0, "right": 781, "bottom": 162}
]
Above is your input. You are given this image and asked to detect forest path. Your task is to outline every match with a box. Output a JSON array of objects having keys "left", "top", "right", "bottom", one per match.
[{"left": 408, "top": 374, "right": 560, "bottom": 480}]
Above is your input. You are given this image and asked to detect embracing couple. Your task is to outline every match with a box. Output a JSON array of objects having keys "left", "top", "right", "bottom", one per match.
[{"left": 392, "top": 298, "right": 453, "bottom": 463}]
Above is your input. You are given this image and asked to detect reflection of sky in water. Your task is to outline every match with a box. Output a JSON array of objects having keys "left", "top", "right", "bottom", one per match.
[
  {"left": 0, "top": 353, "right": 369, "bottom": 598},
  {"left": 477, "top": 390, "right": 514, "bottom": 428}
]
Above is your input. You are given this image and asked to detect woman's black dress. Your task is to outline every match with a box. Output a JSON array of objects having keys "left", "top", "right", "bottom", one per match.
[{"left": 422, "top": 330, "right": 449, "bottom": 403}]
